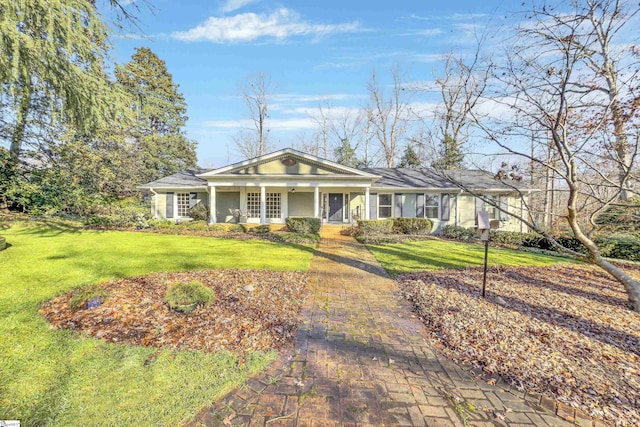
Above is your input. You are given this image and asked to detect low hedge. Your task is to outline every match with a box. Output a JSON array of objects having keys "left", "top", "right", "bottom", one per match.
[
  {"left": 357, "top": 219, "right": 394, "bottom": 235},
  {"left": 249, "top": 225, "right": 271, "bottom": 234},
  {"left": 596, "top": 235, "right": 640, "bottom": 262},
  {"left": 285, "top": 217, "right": 321, "bottom": 234},
  {"left": 441, "top": 225, "right": 476, "bottom": 241},
  {"left": 393, "top": 218, "right": 432, "bottom": 235}
]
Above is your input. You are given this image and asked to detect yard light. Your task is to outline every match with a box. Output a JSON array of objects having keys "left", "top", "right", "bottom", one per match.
[{"left": 476, "top": 211, "right": 491, "bottom": 298}]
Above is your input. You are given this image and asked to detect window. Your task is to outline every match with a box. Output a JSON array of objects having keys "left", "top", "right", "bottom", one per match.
[
  {"left": 265, "top": 193, "right": 281, "bottom": 218},
  {"left": 378, "top": 194, "right": 392, "bottom": 218},
  {"left": 246, "top": 192, "right": 282, "bottom": 219},
  {"left": 247, "top": 193, "right": 260, "bottom": 218},
  {"left": 177, "top": 193, "right": 190, "bottom": 217},
  {"left": 425, "top": 195, "right": 439, "bottom": 219}
]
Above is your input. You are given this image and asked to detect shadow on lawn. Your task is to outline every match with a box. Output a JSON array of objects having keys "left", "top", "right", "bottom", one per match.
[{"left": 427, "top": 272, "right": 640, "bottom": 357}]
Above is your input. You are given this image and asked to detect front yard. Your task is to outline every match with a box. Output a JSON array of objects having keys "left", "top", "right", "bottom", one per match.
[
  {"left": 368, "top": 238, "right": 640, "bottom": 425},
  {"left": 0, "top": 220, "right": 314, "bottom": 426}
]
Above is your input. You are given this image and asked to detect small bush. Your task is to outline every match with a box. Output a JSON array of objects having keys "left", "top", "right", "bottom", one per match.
[
  {"left": 69, "top": 286, "right": 108, "bottom": 310},
  {"left": 228, "top": 224, "right": 248, "bottom": 233},
  {"left": 184, "top": 220, "right": 210, "bottom": 231},
  {"left": 357, "top": 219, "right": 394, "bottom": 235},
  {"left": 0, "top": 236, "right": 5, "bottom": 251},
  {"left": 187, "top": 203, "right": 209, "bottom": 221},
  {"left": 165, "top": 281, "right": 215, "bottom": 313},
  {"left": 285, "top": 217, "right": 321, "bottom": 234},
  {"left": 276, "top": 232, "right": 321, "bottom": 244},
  {"left": 441, "top": 225, "right": 476, "bottom": 241},
  {"left": 249, "top": 224, "right": 271, "bottom": 234},
  {"left": 393, "top": 218, "right": 433, "bottom": 235}
]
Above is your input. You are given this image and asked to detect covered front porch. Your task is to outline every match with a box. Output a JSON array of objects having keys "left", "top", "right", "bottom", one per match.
[{"left": 208, "top": 185, "right": 373, "bottom": 225}]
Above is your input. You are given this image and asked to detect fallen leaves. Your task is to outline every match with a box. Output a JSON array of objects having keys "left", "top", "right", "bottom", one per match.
[
  {"left": 398, "top": 264, "right": 640, "bottom": 426},
  {"left": 40, "top": 269, "right": 309, "bottom": 354}
]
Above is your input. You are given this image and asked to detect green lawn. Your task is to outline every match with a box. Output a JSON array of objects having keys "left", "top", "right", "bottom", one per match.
[
  {"left": 0, "top": 221, "right": 314, "bottom": 426},
  {"left": 367, "top": 238, "right": 575, "bottom": 276}
]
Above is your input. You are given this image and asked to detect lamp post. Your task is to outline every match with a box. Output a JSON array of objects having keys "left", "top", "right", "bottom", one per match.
[{"left": 476, "top": 211, "right": 491, "bottom": 298}]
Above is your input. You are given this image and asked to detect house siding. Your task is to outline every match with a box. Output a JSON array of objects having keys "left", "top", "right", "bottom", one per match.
[{"left": 288, "top": 192, "right": 314, "bottom": 217}]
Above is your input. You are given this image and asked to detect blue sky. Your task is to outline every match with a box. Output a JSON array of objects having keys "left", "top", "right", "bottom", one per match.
[{"left": 107, "top": 0, "right": 516, "bottom": 167}]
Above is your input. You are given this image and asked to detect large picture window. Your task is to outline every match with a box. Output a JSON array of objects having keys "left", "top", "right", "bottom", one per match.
[
  {"left": 378, "top": 194, "right": 392, "bottom": 218},
  {"left": 177, "top": 193, "right": 190, "bottom": 217},
  {"left": 247, "top": 193, "right": 261, "bottom": 218},
  {"left": 425, "top": 195, "right": 439, "bottom": 219}
]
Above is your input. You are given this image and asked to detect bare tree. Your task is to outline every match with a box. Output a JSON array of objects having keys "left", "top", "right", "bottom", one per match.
[
  {"left": 454, "top": 0, "right": 640, "bottom": 310},
  {"left": 236, "top": 72, "right": 271, "bottom": 158},
  {"left": 310, "top": 102, "right": 331, "bottom": 159},
  {"left": 367, "top": 67, "right": 410, "bottom": 167},
  {"left": 431, "top": 48, "right": 490, "bottom": 169}
]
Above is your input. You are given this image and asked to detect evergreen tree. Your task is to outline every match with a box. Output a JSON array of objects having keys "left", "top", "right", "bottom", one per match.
[
  {"left": 432, "top": 134, "right": 464, "bottom": 170},
  {"left": 115, "top": 47, "right": 197, "bottom": 183},
  {"left": 0, "top": 0, "right": 121, "bottom": 158},
  {"left": 398, "top": 145, "right": 421, "bottom": 168},
  {"left": 334, "top": 139, "right": 358, "bottom": 168}
]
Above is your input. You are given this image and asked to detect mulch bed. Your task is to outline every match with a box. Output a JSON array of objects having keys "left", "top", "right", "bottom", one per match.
[
  {"left": 41, "top": 269, "right": 309, "bottom": 354},
  {"left": 398, "top": 264, "right": 640, "bottom": 426}
]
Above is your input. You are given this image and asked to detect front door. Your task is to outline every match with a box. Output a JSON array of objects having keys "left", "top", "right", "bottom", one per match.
[{"left": 328, "top": 193, "right": 343, "bottom": 222}]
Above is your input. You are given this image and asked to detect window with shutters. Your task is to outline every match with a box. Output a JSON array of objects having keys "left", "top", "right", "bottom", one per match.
[
  {"left": 378, "top": 194, "right": 392, "bottom": 218},
  {"left": 425, "top": 195, "right": 439, "bottom": 219},
  {"left": 177, "top": 193, "right": 190, "bottom": 217}
]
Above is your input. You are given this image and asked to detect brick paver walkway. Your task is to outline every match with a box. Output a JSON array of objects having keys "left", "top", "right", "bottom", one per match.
[{"left": 191, "top": 227, "right": 577, "bottom": 426}]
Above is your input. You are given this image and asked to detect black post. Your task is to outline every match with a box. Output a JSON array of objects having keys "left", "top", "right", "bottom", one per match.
[{"left": 482, "top": 240, "right": 489, "bottom": 298}]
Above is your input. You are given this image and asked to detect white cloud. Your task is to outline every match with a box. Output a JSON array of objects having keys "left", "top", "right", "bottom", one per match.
[
  {"left": 219, "top": 0, "right": 259, "bottom": 13},
  {"left": 172, "top": 8, "right": 362, "bottom": 43}
]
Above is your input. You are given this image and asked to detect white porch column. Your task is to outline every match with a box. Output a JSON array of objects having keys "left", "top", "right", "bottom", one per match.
[
  {"left": 208, "top": 185, "right": 217, "bottom": 224},
  {"left": 313, "top": 186, "right": 320, "bottom": 218},
  {"left": 260, "top": 185, "right": 266, "bottom": 224},
  {"left": 364, "top": 187, "right": 370, "bottom": 220}
]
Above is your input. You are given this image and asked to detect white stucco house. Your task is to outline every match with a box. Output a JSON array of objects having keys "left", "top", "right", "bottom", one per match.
[{"left": 139, "top": 148, "right": 531, "bottom": 233}]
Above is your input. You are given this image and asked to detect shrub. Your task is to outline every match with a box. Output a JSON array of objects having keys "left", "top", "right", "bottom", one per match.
[
  {"left": 393, "top": 218, "right": 433, "bottom": 235},
  {"left": 84, "top": 199, "right": 150, "bottom": 228},
  {"left": 228, "top": 224, "right": 247, "bottom": 233},
  {"left": 441, "top": 225, "right": 476, "bottom": 241},
  {"left": 165, "top": 281, "right": 215, "bottom": 314},
  {"left": 357, "top": 219, "right": 394, "bottom": 235},
  {"left": 69, "top": 286, "right": 108, "bottom": 310},
  {"left": 276, "top": 232, "right": 321, "bottom": 244},
  {"left": 596, "top": 235, "right": 640, "bottom": 262},
  {"left": 250, "top": 225, "right": 271, "bottom": 234},
  {"left": 187, "top": 203, "right": 209, "bottom": 221},
  {"left": 285, "top": 217, "right": 321, "bottom": 234},
  {"left": 184, "top": 220, "right": 210, "bottom": 231},
  {"left": 0, "top": 236, "right": 5, "bottom": 251}
]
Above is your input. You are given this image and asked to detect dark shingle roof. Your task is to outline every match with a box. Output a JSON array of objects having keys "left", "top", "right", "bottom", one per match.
[
  {"left": 138, "top": 168, "right": 209, "bottom": 189},
  {"left": 363, "top": 168, "right": 521, "bottom": 191}
]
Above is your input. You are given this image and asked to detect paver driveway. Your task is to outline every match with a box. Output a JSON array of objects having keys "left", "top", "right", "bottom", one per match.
[{"left": 190, "top": 227, "right": 577, "bottom": 426}]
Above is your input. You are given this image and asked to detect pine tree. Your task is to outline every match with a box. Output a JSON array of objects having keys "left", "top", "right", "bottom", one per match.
[
  {"left": 334, "top": 139, "right": 358, "bottom": 167},
  {"left": 432, "top": 134, "right": 464, "bottom": 170},
  {"left": 398, "top": 145, "right": 421, "bottom": 168},
  {"left": 115, "top": 47, "right": 197, "bottom": 183}
]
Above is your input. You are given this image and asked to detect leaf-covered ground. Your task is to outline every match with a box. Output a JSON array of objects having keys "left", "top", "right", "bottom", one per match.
[
  {"left": 41, "top": 269, "right": 309, "bottom": 354},
  {"left": 398, "top": 264, "right": 640, "bottom": 426}
]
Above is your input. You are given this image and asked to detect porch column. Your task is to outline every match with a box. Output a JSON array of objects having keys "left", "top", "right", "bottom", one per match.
[
  {"left": 260, "top": 185, "right": 266, "bottom": 224},
  {"left": 208, "top": 185, "right": 217, "bottom": 224},
  {"left": 364, "top": 187, "right": 370, "bottom": 220},
  {"left": 313, "top": 186, "right": 320, "bottom": 218}
]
